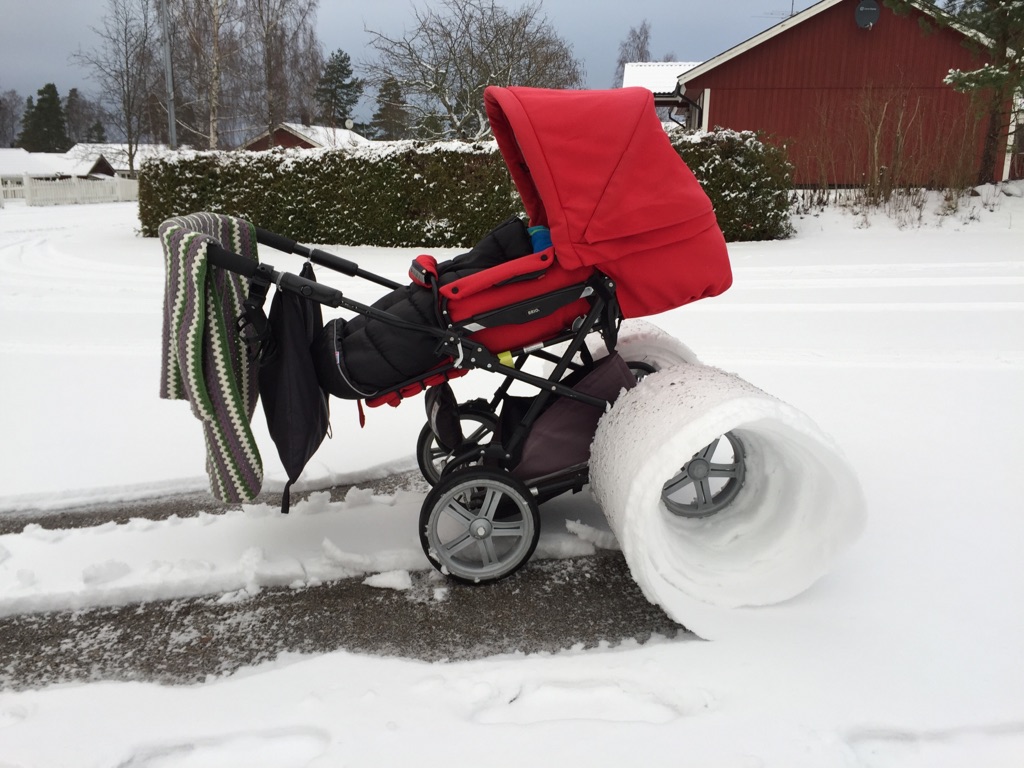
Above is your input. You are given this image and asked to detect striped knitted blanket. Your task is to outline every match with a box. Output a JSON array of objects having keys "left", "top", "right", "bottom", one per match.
[{"left": 159, "top": 213, "right": 263, "bottom": 503}]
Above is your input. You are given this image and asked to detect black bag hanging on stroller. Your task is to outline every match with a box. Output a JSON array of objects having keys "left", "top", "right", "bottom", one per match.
[{"left": 259, "top": 260, "right": 331, "bottom": 513}]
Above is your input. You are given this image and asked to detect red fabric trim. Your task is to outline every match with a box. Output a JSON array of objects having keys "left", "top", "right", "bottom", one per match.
[
  {"left": 442, "top": 252, "right": 589, "bottom": 313},
  {"left": 443, "top": 255, "right": 594, "bottom": 352},
  {"left": 364, "top": 367, "right": 468, "bottom": 409},
  {"left": 438, "top": 248, "right": 556, "bottom": 301}
]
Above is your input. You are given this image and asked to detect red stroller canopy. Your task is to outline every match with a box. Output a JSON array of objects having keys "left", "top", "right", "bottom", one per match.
[{"left": 485, "top": 86, "right": 731, "bottom": 317}]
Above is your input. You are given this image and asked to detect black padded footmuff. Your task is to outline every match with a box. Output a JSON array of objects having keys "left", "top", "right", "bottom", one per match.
[{"left": 314, "top": 217, "right": 533, "bottom": 400}]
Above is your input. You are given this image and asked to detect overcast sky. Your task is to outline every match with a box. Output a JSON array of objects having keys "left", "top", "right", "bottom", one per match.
[{"left": 1, "top": 0, "right": 817, "bottom": 111}]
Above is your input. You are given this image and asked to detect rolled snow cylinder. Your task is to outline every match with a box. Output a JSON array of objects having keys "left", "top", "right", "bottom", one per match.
[
  {"left": 543, "top": 319, "right": 701, "bottom": 379},
  {"left": 590, "top": 363, "right": 866, "bottom": 637},
  {"left": 593, "top": 318, "right": 702, "bottom": 368}
]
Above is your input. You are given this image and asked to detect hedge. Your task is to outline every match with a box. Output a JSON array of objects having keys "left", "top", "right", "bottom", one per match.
[
  {"left": 138, "top": 129, "right": 793, "bottom": 246},
  {"left": 138, "top": 141, "right": 519, "bottom": 247},
  {"left": 671, "top": 128, "right": 794, "bottom": 242}
]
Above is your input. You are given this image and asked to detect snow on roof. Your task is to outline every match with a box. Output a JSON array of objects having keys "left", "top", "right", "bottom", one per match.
[
  {"left": 622, "top": 62, "right": 701, "bottom": 95},
  {"left": 38, "top": 153, "right": 94, "bottom": 176},
  {"left": 65, "top": 143, "right": 169, "bottom": 171},
  {"left": 280, "top": 123, "right": 370, "bottom": 149},
  {"left": 0, "top": 148, "right": 70, "bottom": 178}
]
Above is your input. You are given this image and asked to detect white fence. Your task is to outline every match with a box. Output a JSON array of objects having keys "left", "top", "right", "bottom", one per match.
[
  {"left": 19, "top": 176, "right": 139, "bottom": 207},
  {"left": 1, "top": 179, "right": 24, "bottom": 203}
]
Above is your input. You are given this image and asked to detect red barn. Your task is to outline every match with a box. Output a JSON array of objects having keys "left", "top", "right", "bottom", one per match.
[
  {"left": 241, "top": 123, "right": 370, "bottom": 151},
  {"left": 677, "top": 0, "right": 1020, "bottom": 186}
]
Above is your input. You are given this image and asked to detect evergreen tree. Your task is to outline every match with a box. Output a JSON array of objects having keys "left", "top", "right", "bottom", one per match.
[
  {"left": 86, "top": 120, "right": 108, "bottom": 143},
  {"left": 65, "top": 88, "right": 107, "bottom": 145},
  {"left": 314, "top": 49, "right": 364, "bottom": 126},
  {"left": 369, "top": 77, "right": 410, "bottom": 139},
  {"left": 65, "top": 88, "right": 86, "bottom": 144},
  {"left": 943, "top": 0, "right": 1023, "bottom": 183},
  {"left": 16, "top": 83, "right": 71, "bottom": 152}
]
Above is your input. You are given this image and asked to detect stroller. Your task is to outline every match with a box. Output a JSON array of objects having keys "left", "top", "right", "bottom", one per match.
[{"left": 160, "top": 86, "right": 735, "bottom": 586}]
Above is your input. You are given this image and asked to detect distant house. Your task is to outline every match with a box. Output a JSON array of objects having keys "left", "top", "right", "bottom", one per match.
[
  {"left": 0, "top": 146, "right": 143, "bottom": 206},
  {"left": 622, "top": 62, "right": 701, "bottom": 122},
  {"left": 0, "top": 148, "right": 68, "bottom": 183},
  {"left": 241, "top": 123, "right": 370, "bottom": 151},
  {"left": 62, "top": 143, "right": 169, "bottom": 178},
  {"left": 675, "top": 0, "right": 1021, "bottom": 185}
]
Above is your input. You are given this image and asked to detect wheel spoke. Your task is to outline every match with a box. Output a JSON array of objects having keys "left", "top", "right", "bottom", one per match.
[
  {"left": 442, "top": 500, "right": 476, "bottom": 526},
  {"left": 479, "top": 488, "right": 502, "bottom": 520},
  {"left": 442, "top": 531, "right": 475, "bottom": 556},
  {"left": 694, "top": 479, "right": 714, "bottom": 509},
  {"left": 465, "top": 424, "right": 492, "bottom": 444},
  {"left": 491, "top": 520, "right": 526, "bottom": 538},
  {"left": 709, "top": 463, "right": 738, "bottom": 478},
  {"left": 478, "top": 538, "right": 498, "bottom": 566},
  {"left": 662, "top": 471, "right": 693, "bottom": 497},
  {"left": 698, "top": 438, "right": 720, "bottom": 461}
]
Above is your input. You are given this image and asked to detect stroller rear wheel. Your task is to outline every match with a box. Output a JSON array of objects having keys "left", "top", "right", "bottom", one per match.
[
  {"left": 416, "top": 406, "right": 498, "bottom": 486},
  {"left": 419, "top": 468, "right": 540, "bottom": 584},
  {"left": 661, "top": 431, "right": 746, "bottom": 518}
]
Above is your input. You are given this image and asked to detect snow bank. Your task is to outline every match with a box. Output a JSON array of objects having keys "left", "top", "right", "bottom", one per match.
[{"left": 590, "top": 363, "right": 866, "bottom": 639}]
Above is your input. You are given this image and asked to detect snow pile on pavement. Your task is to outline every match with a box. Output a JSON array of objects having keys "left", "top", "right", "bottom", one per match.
[{"left": 0, "top": 487, "right": 605, "bottom": 617}]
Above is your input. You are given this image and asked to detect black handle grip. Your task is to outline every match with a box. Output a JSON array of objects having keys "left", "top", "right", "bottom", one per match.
[
  {"left": 309, "top": 248, "right": 359, "bottom": 276},
  {"left": 206, "top": 243, "right": 258, "bottom": 278},
  {"left": 255, "top": 227, "right": 297, "bottom": 254},
  {"left": 277, "top": 272, "right": 344, "bottom": 307}
]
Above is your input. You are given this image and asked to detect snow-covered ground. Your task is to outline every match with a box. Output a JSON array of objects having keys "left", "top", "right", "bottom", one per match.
[{"left": 1, "top": 191, "right": 1022, "bottom": 766}]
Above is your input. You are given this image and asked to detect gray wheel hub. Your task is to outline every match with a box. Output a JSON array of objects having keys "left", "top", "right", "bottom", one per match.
[
  {"left": 470, "top": 518, "right": 493, "bottom": 539},
  {"left": 686, "top": 457, "right": 710, "bottom": 481}
]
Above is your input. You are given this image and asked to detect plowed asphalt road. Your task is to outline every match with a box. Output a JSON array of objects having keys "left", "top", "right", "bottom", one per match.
[{"left": 0, "top": 474, "right": 689, "bottom": 691}]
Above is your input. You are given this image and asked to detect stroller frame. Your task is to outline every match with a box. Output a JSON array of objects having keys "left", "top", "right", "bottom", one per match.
[
  {"left": 178, "top": 85, "right": 736, "bottom": 584},
  {"left": 208, "top": 225, "right": 623, "bottom": 501}
]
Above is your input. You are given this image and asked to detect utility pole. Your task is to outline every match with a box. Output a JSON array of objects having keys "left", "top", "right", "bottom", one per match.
[{"left": 159, "top": 0, "right": 177, "bottom": 149}]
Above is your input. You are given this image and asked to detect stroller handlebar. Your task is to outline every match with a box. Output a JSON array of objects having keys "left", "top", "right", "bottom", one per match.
[
  {"left": 255, "top": 226, "right": 403, "bottom": 291},
  {"left": 254, "top": 226, "right": 297, "bottom": 254},
  {"left": 207, "top": 243, "right": 259, "bottom": 278}
]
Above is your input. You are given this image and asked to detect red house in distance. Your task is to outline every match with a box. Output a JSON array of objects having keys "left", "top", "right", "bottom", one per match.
[{"left": 676, "top": 0, "right": 1021, "bottom": 186}]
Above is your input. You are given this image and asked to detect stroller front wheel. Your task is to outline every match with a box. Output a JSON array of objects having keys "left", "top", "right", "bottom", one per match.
[
  {"left": 419, "top": 468, "right": 541, "bottom": 584},
  {"left": 416, "top": 406, "right": 498, "bottom": 486}
]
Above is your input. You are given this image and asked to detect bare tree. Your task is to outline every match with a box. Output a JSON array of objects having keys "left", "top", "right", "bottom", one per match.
[
  {"left": 613, "top": 20, "right": 652, "bottom": 87},
  {"left": 166, "top": 0, "right": 244, "bottom": 149},
  {"left": 240, "top": 0, "right": 322, "bottom": 142},
  {"left": 0, "top": 89, "right": 24, "bottom": 148},
  {"left": 72, "top": 0, "right": 159, "bottom": 171},
  {"left": 365, "top": 0, "right": 585, "bottom": 141}
]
